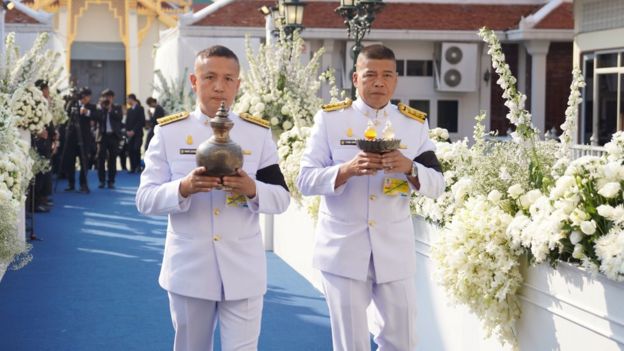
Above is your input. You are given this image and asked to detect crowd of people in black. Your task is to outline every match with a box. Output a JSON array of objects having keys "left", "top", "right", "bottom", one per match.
[{"left": 26, "top": 82, "right": 166, "bottom": 240}]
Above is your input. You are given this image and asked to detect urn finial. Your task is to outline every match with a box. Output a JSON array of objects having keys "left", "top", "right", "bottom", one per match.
[
  {"left": 196, "top": 101, "right": 244, "bottom": 178},
  {"left": 210, "top": 101, "right": 234, "bottom": 143}
]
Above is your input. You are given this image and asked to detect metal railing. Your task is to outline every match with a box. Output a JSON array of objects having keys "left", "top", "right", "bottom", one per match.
[{"left": 570, "top": 144, "right": 607, "bottom": 159}]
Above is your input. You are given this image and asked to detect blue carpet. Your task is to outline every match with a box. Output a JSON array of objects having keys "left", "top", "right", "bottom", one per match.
[{"left": 0, "top": 171, "right": 332, "bottom": 351}]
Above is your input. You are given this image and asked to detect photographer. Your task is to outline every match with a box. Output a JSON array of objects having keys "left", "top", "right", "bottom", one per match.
[
  {"left": 61, "top": 87, "right": 95, "bottom": 193},
  {"left": 96, "top": 89, "right": 123, "bottom": 189},
  {"left": 125, "top": 94, "right": 145, "bottom": 173}
]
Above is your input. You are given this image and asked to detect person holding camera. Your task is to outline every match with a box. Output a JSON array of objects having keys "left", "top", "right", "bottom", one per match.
[
  {"left": 62, "top": 87, "right": 96, "bottom": 193},
  {"left": 96, "top": 89, "right": 123, "bottom": 189},
  {"left": 125, "top": 94, "right": 145, "bottom": 173}
]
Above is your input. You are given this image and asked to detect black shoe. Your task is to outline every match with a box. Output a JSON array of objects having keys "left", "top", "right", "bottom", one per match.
[
  {"left": 64, "top": 186, "right": 75, "bottom": 192},
  {"left": 98, "top": 182, "right": 105, "bottom": 189},
  {"left": 79, "top": 186, "right": 90, "bottom": 194},
  {"left": 107, "top": 182, "right": 115, "bottom": 189}
]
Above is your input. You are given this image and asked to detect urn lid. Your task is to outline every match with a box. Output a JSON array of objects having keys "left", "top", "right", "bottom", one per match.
[{"left": 210, "top": 101, "right": 234, "bottom": 142}]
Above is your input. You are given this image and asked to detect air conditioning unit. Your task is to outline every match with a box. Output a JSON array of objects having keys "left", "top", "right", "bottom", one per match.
[{"left": 435, "top": 42, "right": 478, "bottom": 92}]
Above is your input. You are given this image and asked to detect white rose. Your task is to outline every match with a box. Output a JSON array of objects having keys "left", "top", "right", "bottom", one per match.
[
  {"left": 569, "top": 231, "right": 584, "bottom": 245},
  {"left": 282, "top": 121, "right": 293, "bottom": 130},
  {"left": 270, "top": 117, "right": 279, "bottom": 126},
  {"left": 597, "top": 205, "right": 615, "bottom": 219},
  {"left": 250, "top": 96, "right": 261, "bottom": 106},
  {"left": 598, "top": 182, "right": 620, "bottom": 198},
  {"left": 519, "top": 189, "right": 541, "bottom": 209},
  {"left": 508, "top": 184, "right": 524, "bottom": 199},
  {"left": 572, "top": 244, "right": 585, "bottom": 259},
  {"left": 487, "top": 189, "right": 502, "bottom": 203},
  {"left": 580, "top": 220, "right": 597, "bottom": 235}
]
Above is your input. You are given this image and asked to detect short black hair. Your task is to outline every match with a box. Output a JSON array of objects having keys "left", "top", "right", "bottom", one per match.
[
  {"left": 78, "top": 87, "right": 92, "bottom": 99},
  {"left": 127, "top": 93, "right": 137, "bottom": 101},
  {"left": 146, "top": 97, "right": 157, "bottom": 105},
  {"left": 358, "top": 44, "right": 396, "bottom": 62},
  {"left": 196, "top": 45, "right": 239, "bottom": 67},
  {"left": 101, "top": 89, "right": 115, "bottom": 97},
  {"left": 35, "top": 79, "right": 49, "bottom": 90}
]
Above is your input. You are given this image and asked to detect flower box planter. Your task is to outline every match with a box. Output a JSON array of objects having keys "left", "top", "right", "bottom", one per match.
[
  {"left": 273, "top": 205, "right": 624, "bottom": 350},
  {"left": 413, "top": 216, "right": 624, "bottom": 351}
]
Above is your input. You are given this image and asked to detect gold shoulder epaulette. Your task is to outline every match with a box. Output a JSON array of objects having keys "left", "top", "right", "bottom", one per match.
[
  {"left": 157, "top": 111, "right": 189, "bottom": 126},
  {"left": 321, "top": 98, "right": 352, "bottom": 112},
  {"left": 240, "top": 112, "right": 270, "bottom": 129},
  {"left": 397, "top": 103, "right": 427, "bottom": 123}
]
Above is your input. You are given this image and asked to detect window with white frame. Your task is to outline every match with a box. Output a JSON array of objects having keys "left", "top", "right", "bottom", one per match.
[{"left": 581, "top": 50, "right": 624, "bottom": 145}]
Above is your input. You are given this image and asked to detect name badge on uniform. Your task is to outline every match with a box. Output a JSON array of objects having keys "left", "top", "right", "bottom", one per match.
[
  {"left": 179, "top": 148, "right": 196, "bottom": 155},
  {"left": 226, "top": 193, "right": 248, "bottom": 208},
  {"left": 340, "top": 139, "right": 357, "bottom": 146},
  {"left": 383, "top": 177, "right": 409, "bottom": 197}
]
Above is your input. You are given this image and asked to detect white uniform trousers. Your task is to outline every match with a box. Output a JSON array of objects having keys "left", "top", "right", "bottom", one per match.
[
  {"left": 168, "top": 292, "right": 263, "bottom": 351},
  {"left": 321, "top": 261, "right": 418, "bottom": 351}
]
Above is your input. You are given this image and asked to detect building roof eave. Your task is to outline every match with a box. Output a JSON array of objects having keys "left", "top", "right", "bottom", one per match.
[
  {"left": 5, "top": 22, "right": 53, "bottom": 33},
  {"left": 11, "top": 0, "right": 53, "bottom": 24},
  {"left": 506, "top": 28, "right": 574, "bottom": 41},
  {"left": 181, "top": 26, "right": 503, "bottom": 43}
]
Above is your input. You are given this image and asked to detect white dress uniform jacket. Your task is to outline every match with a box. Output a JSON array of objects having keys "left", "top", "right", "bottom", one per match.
[
  {"left": 136, "top": 107, "right": 290, "bottom": 301},
  {"left": 297, "top": 99, "right": 445, "bottom": 283}
]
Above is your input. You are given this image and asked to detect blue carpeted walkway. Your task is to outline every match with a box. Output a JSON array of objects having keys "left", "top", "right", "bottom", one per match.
[{"left": 0, "top": 171, "right": 332, "bottom": 351}]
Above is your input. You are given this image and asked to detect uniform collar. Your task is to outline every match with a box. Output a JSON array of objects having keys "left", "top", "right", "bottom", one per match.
[
  {"left": 353, "top": 98, "right": 392, "bottom": 119},
  {"left": 194, "top": 106, "right": 235, "bottom": 126}
]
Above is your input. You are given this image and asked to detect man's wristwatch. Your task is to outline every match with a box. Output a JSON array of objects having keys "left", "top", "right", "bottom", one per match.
[{"left": 409, "top": 162, "right": 419, "bottom": 178}]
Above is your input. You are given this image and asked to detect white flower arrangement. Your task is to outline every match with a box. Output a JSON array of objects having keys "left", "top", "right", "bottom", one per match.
[
  {"left": 237, "top": 28, "right": 343, "bottom": 213},
  {"left": 153, "top": 68, "right": 195, "bottom": 114},
  {"left": 276, "top": 126, "right": 320, "bottom": 218},
  {"left": 234, "top": 30, "right": 344, "bottom": 133},
  {"left": 431, "top": 195, "right": 522, "bottom": 347},
  {"left": 414, "top": 28, "right": 596, "bottom": 349},
  {"left": 0, "top": 31, "right": 63, "bottom": 269},
  {"left": 12, "top": 85, "right": 53, "bottom": 134}
]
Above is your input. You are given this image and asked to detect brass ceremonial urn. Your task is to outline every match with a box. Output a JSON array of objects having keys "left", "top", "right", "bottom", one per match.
[{"left": 196, "top": 102, "right": 243, "bottom": 184}]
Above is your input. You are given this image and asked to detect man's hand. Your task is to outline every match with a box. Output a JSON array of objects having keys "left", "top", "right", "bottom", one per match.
[
  {"left": 335, "top": 152, "right": 383, "bottom": 188},
  {"left": 179, "top": 167, "right": 222, "bottom": 198},
  {"left": 127, "top": 130, "right": 135, "bottom": 137},
  {"left": 381, "top": 150, "right": 412, "bottom": 174},
  {"left": 223, "top": 169, "right": 257, "bottom": 198}
]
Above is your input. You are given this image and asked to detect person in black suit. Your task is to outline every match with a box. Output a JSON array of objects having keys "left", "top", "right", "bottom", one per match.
[
  {"left": 61, "top": 87, "right": 95, "bottom": 193},
  {"left": 144, "top": 97, "right": 165, "bottom": 152},
  {"left": 125, "top": 94, "right": 145, "bottom": 173},
  {"left": 32, "top": 79, "right": 55, "bottom": 211},
  {"left": 96, "top": 89, "right": 123, "bottom": 188}
]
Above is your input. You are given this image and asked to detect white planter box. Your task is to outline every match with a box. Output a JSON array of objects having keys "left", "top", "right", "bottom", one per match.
[
  {"left": 272, "top": 203, "right": 322, "bottom": 291},
  {"left": 0, "top": 261, "right": 7, "bottom": 283},
  {"left": 413, "top": 216, "right": 624, "bottom": 351},
  {"left": 274, "top": 205, "right": 624, "bottom": 350}
]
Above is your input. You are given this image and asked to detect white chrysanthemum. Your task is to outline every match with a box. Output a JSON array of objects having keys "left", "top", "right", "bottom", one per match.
[{"left": 595, "top": 225, "right": 624, "bottom": 281}]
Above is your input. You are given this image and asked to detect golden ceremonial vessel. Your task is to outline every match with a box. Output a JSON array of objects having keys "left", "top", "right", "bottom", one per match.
[
  {"left": 196, "top": 102, "right": 244, "bottom": 182},
  {"left": 357, "top": 120, "right": 401, "bottom": 153}
]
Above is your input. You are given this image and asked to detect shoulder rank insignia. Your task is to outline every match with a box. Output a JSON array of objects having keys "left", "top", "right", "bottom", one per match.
[
  {"left": 157, "top": 111, "right": 189, "bottom": 126},
  {"left": 322, "top": 98, "right": 352, "bottom": 112},
  {"left": 240, "top": 112, "right": 270, "bottom": 129},
  {"left": 397, "top": 103, "right": 427, "bottom": 123}
]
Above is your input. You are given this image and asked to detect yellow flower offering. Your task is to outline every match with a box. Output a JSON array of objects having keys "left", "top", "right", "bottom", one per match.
[{"left": 364, "top": 120, "right": 377, "bottom": 140}]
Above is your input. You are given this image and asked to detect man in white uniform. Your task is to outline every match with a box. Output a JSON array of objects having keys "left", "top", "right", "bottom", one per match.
[
  {"left": 297, "top": 45, "right": 445, "bottom": 351},
  {"left": 136, "top": 46, "right": 290, "bottom": 351}
]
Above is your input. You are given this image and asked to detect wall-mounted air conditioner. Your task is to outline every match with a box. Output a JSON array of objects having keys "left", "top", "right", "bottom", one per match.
[{"left": 435, "top": 42, "right": 478, "bottom": 92}]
